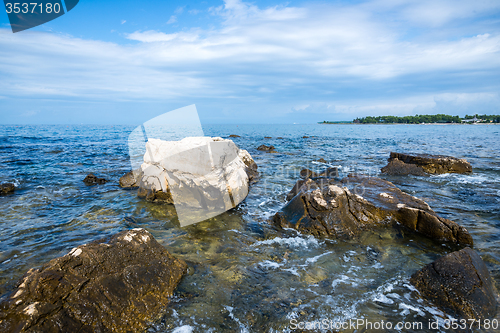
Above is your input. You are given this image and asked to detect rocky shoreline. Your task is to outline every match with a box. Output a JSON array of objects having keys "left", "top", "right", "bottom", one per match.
[{"left": 1, "top": 143, "right": 497, "bottom": 332}]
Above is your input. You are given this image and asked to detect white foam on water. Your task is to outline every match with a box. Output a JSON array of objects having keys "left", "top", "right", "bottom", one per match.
[
  {"left": 331, "top": 275, "right": 351, "bottom": 289},
  {"left": 373, "top": 293, "right": 394, "bottom": 304},
  {"left": 282, "top": 267, "right": 301, "bottom": 276},
  {"left": 434, "top": 173, "right": 490, "bottom": 185},
  {"left": 252, "top": 235, "right": 320, "bottom": 249},
  {"left": 304, "top": 251, "right": 333, "bottom": 265},
  {"left": 172, "top": 325, "right": 194, "bottom": 333},
  {"left": 398, "top": 302, "right": 425, "bottom": 316},
  {"left": 224, "top": 305, "right": 249, "bottom": 333},
  {"left": 258, "top": 260, "right": 283, "bottom": 270},
  {"left": 286, "top": 311, "right": 299, "bottom": 320}
]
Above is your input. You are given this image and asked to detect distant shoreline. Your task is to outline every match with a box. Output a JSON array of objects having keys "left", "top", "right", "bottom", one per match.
[{"left": 319, "top": 122, "right": 500, "bottom": 125}]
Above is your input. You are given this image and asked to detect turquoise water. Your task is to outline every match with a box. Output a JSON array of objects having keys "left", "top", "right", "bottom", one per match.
[{"left": 0, "top": 124, "right": 499, "bottom": 332}]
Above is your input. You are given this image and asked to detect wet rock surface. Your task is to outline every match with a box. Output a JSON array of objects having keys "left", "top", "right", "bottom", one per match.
[
  {"left": 274, "top": 172, "right": 472, "bottom": 245},
  {"left": 257, "top": 144, "right": 275, "bottom": 152},
  {"left": 381, "top": 152, "right": 472, "bottom": 175},
  {"left": 82, "top": 173, "right": 107, "bottom": 185},
  {"left": 0, "top": 228, "right": 187, "bottom": 333},
  {"left": 410, "top": 247, "right": 497, "bottom": 320},
  {"left": 228, "top": 134, "right": 240, "bottom": 138},
  {"left": 118, "top": 169, "right": 142, "bottom": 189},
  {"left": 0, "top": 182, "right": 15, "bottom": 194}
]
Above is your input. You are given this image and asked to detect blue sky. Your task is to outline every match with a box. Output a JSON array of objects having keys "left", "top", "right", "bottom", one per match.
[{"left": 1, "top": 0, "right": 500, "bottom": 124}]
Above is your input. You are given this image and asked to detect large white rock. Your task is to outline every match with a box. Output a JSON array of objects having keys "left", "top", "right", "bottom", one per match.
[{"left": 139, "top": 137, "right": 256, "bottom": 226}]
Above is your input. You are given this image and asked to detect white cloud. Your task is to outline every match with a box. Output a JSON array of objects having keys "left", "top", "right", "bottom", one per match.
[
  {"left": 167, "top": 15, "right": 177, "bottom": 24},
  {"left": 121, "top": 20, "right": 126, "bottom": 24},
  {"left": 0, "top": 0, "right": 499, "bottom": 122},
  {"left": 174, "top": 6, "right": 185, "bottom": 15}
]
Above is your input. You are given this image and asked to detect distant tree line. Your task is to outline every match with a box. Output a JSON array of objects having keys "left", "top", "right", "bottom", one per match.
[{"left": 346, "top": 114, "right": 500, "bottom": 124}]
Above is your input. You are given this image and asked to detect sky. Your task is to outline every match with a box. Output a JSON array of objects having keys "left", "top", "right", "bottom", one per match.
[{"left": 0, "top": 0, "right": 499, "bottom": 124}]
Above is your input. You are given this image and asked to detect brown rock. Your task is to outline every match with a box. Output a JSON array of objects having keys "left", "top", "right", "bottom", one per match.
[
  {"left": 264, "top": 136, "right": 272, "bottom": 139},
  {"left": 410, "top": 248, "right": 497, "bottom": 320},
  {"left": 302, "top": 136, "right": 309, "bottom": 138},
  {"left": 118, "top": 169, "right": 142, "bottom": 189},
  {"left": 381, "top": 158, "right": 427, "bottom": 176},
  {"left": 82, "top": 173, "right": 107, "bottom": 185},
  {"left": 381, "top": 152, "right": 472, "bottom": 175},
  {"left": 274, "top": 174, "right": 472, "bottom": 245},
  {"left": 0, "top": 229, "right": 187, "bottom": 333},
  {"left": 257, "top": 145, "right": 275, "bottom": 152},
  {"left": 137, "top": 186, "right": 174, "bottom": 204},
  {"left": 0, "top": 183, "right": 15, "bottom": 194},
  {"left": 316, "top": 158, "right": 328, "bottom": 163},
  {"left": 228, "top": 134, "right": 240, "bottom": 138}
]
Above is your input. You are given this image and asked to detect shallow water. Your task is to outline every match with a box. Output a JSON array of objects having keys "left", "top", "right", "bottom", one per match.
[{"left": 0, "top": 124, "right": 499, "bottom": 332}]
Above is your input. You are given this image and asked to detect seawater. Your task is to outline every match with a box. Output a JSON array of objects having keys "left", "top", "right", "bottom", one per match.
[{"left": 0, "top": 124, "right": 499, "bottom": 332}]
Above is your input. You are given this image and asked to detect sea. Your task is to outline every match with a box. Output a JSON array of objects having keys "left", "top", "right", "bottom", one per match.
[{"left": 0, "top": 124, "right": 499, "bottom": 332}]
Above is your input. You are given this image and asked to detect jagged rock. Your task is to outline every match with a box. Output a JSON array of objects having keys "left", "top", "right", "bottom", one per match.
[
  {"left": 138, "top": 137, "right": 257, "bottom": 226},
  {"left": 118, "top": 169, "right": 142, "bottom": 189},
  {"left": 0, "top": 229, "right": 187, "bottom": 333},
  {"left": 381, "top": 152, "right": 472, "bottom": 175},
  {"left": 82, "top": 173, "right": 107, "bottom": 185},
  {"left": 0, "top": 183, "right": 15, "bottom": 194},
  {"left": 228, "top": 134, "right": 240, "bottom": 138},
  {"left": 257, "top": 144, "right": 275, "bottom": 151},
  {"left": 239, "top": 149, "right": 259, "bottom": 183},
  {"left": 274, "top": 173, "right": 472, "bottom": 245},
  {"left": 410, "top": 247, "right": 497, "bottom": 320},
  {"left": 316, "top": 158, "right": 328, "bottom": 163}
]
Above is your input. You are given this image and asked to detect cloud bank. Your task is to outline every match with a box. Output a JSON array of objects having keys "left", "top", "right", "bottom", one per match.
[{"left": 0, "top": 0, "right": 499, "bottom": 123}]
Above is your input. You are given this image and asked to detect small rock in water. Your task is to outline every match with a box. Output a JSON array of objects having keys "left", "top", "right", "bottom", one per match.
[
  {"left": 410, "top": 247, "right": 497, "bottom": 320},
  {"left": 0, "top": 229, "right": 187, "bottom": 332},
  {"left": 0, "top": 183, "right": 15, "bottom": 194},
  {"left": 228, "top": 134, "right": 241, "bottom": 138},
  {"left": 257, "top": 144, "right": 275, "bottom": 152},
  {"left": 264, "top": 136, "right": 272, "bottom": 139},
  {"left": 83, "top": 173, "right": 107, "bottom": 185},
  {"left": 381, "top": 152, "right": 472, "bottom": 175},
  {"left": 118, "top": 169, "right": 142, "bottom": 188},
  {"left": 302, "top": 136, "right": 309, "bottom": 138},
  {"left": 316, "top": 158, "right": 328, "bottom": 163}
]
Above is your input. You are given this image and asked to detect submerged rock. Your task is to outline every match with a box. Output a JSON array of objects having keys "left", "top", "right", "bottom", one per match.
[
  {"left": 82, "top": 173, "right": 107, "bottom": 185},
  {"left": 0, "top": 183, "right": 15, "bottom": 194},
  {"left": 228, "top": 134, "right": 240, "bottom": 138},
  {"left": 410, "top": 247, "right": 497, "bottom": 320},
  {"left": 0, "top": 228, "right": 187, "bottom": 333},
  {"left": 274, "top": 173, "right": 472, "bottom": 245},
  {"left": 381, "top": 152, "right": 472, "bottom": 175}
]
